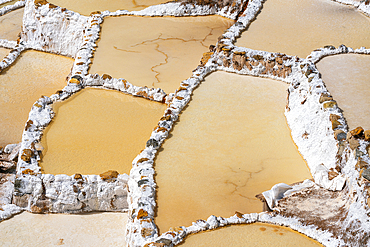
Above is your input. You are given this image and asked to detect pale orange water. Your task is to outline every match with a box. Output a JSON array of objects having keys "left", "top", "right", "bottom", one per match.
[
  {"left": 40, "top": 88, "right": 166, "bottom": 175},
  {"left": 48, "top": 0, "right": 172, "bottom": 16},
  {"left": 235, "top": 0, "right": 370, "bottom": 58},
  {"left": 316, "top": 54, "right": 370, "bottom": 130},
  {"left": 89, "top": 16, "right": 234, "bottom": 93},
  {"left": 180, "top": 223, "right": 322, "bottom": 247},
  {"left": 0, "top": 212, "right": 128, "bottom": 247},
  {"left": 154, "top": 72, "right": 311, "bottom": 233},
  {"left": 0, "top": 7, "right": 23, "bottom": 41},
  {"left": 0, "top": 50, "right": 73, "bottom": 146},
  {"left": 0, "top": 47, "right": 10, "bottom": 60}
]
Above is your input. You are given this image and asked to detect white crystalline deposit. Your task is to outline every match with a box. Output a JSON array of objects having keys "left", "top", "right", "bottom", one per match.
[
  {"left": 0, "top": 43, "right": 25, "bottom": 71},
  {"left": 109, "top": 0, "right": 244, "bottom": 20},
  {"left": 13, "top": 173, "right": 129, "bottom": 213},
  {"left": 285, "top": 60, "right": 347, "bottom": 191},
  {"left": 331, "top": 0, "right": 370, "bottom": 17},
  {"left": 83, "top": 74, "right": 167, "bottom": 103},
  {"left": 262, "top": 180, "right": 315, "bottom": 209},
  {"left": 0, "top": 39, "right": 17, "bottom": 49},
  {"left": 22, "top": 0, "right": 87, "bottom": 57},
  {"left": 0, "top": 0, "right": 25, "bottom": 16}
]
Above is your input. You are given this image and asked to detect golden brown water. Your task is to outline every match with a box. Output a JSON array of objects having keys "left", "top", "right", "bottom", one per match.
[
  {"left": 316, "top": 54, "right": 370, "bottom": 130},
  {"left": 235, "top": 0, "right": 370, "bottom": 58},
  {"left": 0, "top": 50, "right": 73, "bottom": 146},
  {"left": 154, "top": 72, "right": 312, "bottom": 233},
  {"left": 89, "top": 16, "right": 234, "bottom": 93},
  {"left": 0, "top": 7, "right": 23, "bottom": 41},
  {"left": 0, "top": 212, "right": 128, "bottom": 246},
  {"left": 0, "top": 47, "right": 10, "bottom": 60},
  {"left": 48, "top": 0, "right": 171, "bottom": 16},
  {"left": 179, "top": 223, "right": 322, "bottom": 247},
  {"left": 40, "top": 88, "right": 166, "bottom": 175}
]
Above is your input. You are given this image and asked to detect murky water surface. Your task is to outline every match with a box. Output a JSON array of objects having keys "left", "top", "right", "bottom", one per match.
[
  {"left": 235, "top": 0, "right": 370, "bottom": 58},
  {"left": 154, "top": 72, "right": 311, "bottom": 233},
  {"left": 89, "top": 16, "right": 234, "bottom": 93},
  {"left": 316, "top": 54, "right": 370, "bottom": 130},
  {"left": 40, "top": 88, "right": 166, "bottom": 175},
  {"left": 48, "top": 0, "right": 171, "bottom": 16},
  {"left": 0, "top": 7, "right": 23, "bottom": 41},
  {"left": 180, "top": 223, "right": 322, "bottom": 247},
  {"left": 0, "top": 212, "right": 128, "bottom": 247},
  {"left": 0, "top": 50, "right": 73, "bottom": 146}
]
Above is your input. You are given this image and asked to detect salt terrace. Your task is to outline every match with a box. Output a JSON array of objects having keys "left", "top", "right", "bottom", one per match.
[{"left": 0, "top": 0, "right": 370, "bottom": 246}]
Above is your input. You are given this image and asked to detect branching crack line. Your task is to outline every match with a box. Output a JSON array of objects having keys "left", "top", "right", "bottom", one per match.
[
  {"left": 151, "top": 43, "right": 169, "bottom": 86},
  {"left": 132, "top": 0, "right": 148, "bottom": 8},
  {"left": 224, "top": 164, "right": 265, "bottom": 200},
  {"left": 127, "top": 32, "right": 215, "bottom": 86},
  {"left": 113, "top": 46, "right": 141, "bottom": 53}
]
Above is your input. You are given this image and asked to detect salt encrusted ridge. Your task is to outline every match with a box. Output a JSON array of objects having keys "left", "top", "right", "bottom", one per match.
[
  {"left": 22, "top": 0, "right": 87, "bottom": 57},
  {"left": 0, "top": 39, "right": 17, "bottom": 49},
  {"left": 1, "top": 0, "right": 369, "bottom": 246},
  {"left": 0, "top": 0, "right": 25, "bottom": 16},
  {"left": 331, "top": 0, "right": 370, "bottom": 17},
  {"left": 0, "top": 43, "right": 25, "bottom": 71},
  {"left": 0, "top": 0, "right": 13, "bottom": 5}
]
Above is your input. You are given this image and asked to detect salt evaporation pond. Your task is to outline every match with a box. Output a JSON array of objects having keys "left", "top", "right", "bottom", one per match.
[
  {"left": 0, "top": 50, "right": 73, "bottom": 146},
  {"left": 0, "top": 212, "right": 128, "bottom": 246},
  {"left": 89, "top": 15, "right": 234, "bottom": 93},
  {"left": 0, "top": 7, "right": 23, "bottom": 41},
  {"left": 40, "top": 88, "right": 166, "bottom": 175},
  {"left": 316, "top": 54, "right": 370, "bottom": 130},
  {"left": 154, "top": 72, "right": 312, "bottom": 233},
  {"left": 235, "top": 0, "right": 370, "bottom": 58},
  {"left": 179, "top": 223, "right": 322, "bottom": 246},
  {"left": 48, "top": 0, "right": 171, "bottom": 16}
]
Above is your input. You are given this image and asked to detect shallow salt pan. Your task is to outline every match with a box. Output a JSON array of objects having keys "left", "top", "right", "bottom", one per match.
[
  {"left": 89, "top": 16, "right": 234, "bottom": 93},
  {"left": 316, "top": 54, "right": 370, "bottom": 130},
  {"left": 0, "top": 50, "right": 73, "bottom": 146},
  {"left": 0, "top": 212, "right": 128, "bottom": 247},
  {"left": 179, "top": 223, "right": 322, "bottom": 246},
  {"left": 48, "top": 0, "right": 171, "bottom": 16},
  {"left": 154, "top": 72, "right": 312, "bottom": 233},
  {"left": 0, "top": 7, "right": 23, "bottom": 41},
  {"left": 40, "top": 88, "right": 166, "bottom": 175},
  {"left": 235, "top": 0, "right": 370, "bottom": 58}
]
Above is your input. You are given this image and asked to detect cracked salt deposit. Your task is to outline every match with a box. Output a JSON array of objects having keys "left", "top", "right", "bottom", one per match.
[{"left": 0, "top": 0, "right": 370, "bottom": 246}]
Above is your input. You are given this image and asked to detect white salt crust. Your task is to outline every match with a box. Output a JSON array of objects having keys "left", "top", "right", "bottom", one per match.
[
  {"left": 0, "top": 0, "right": 25, "bottom": 16},
  {"left": 331, "top": 0, "right": 370, "bottom": 17},
  {"left": 0, "top": 0, "right": 369, "bottom": 246}
]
